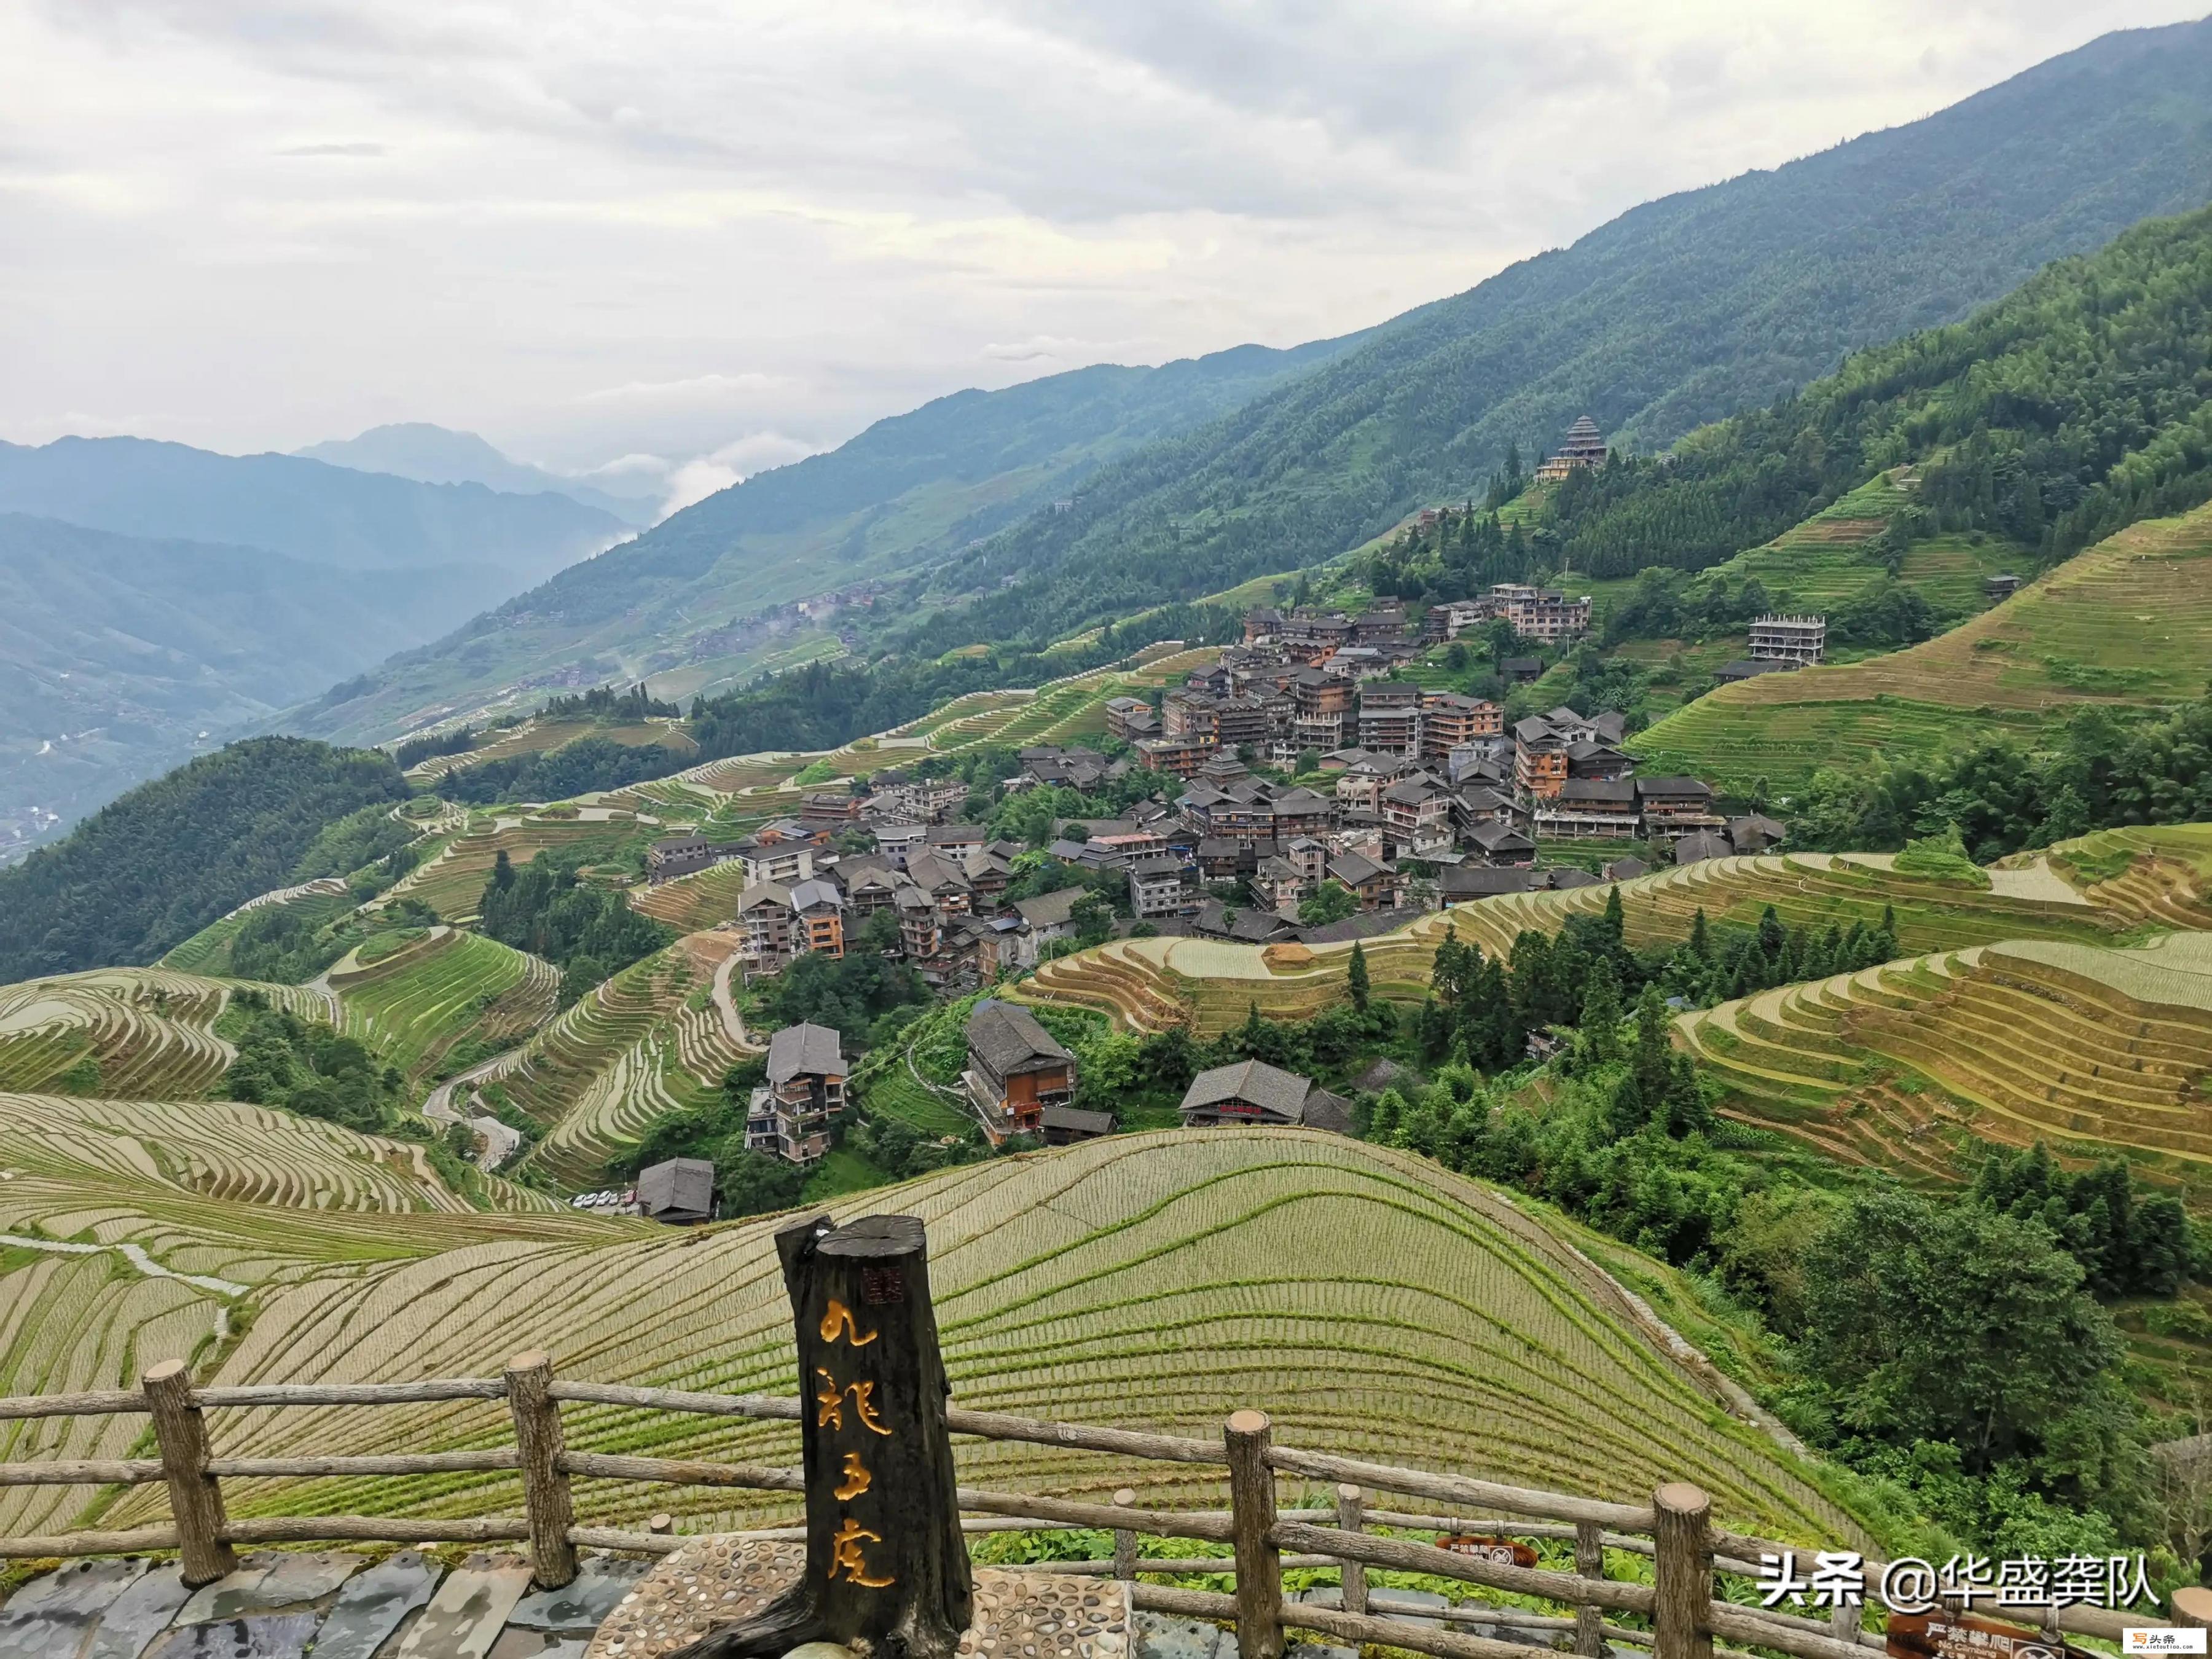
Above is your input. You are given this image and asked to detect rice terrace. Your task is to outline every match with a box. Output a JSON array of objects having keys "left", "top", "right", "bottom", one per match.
[{"left": 11, "top": 12, "right": 2212, "bottom": 1655}]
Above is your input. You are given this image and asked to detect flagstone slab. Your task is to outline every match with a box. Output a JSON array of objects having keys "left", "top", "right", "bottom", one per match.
[
  {"left": 393, "top": 1559, "right": 532, "bottom": 1659},
  {"left": 253, "top": 1551, "right": 360, "bottom": 1608},
  {"left": 305, "top": 1551, "right": 444, "bottom": 1659},
  {"left": 7, "top": 1557, "right": 147, "bottom": 1618},
  {"left": 510, "top": 1561, "right": 650, "bottom": 1633},
  {"left": 146, "top": 1612, "right": 320, "bottom": 1658},
  {"left": 87, "top": 1569, "right": 195, "bottom": 1659},
  {"left": 175, "top": 1563, "right": 275, "bottom": 1626}
]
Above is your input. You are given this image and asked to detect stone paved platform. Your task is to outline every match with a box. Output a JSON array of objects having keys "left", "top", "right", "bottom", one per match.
[
  {"left": 585, "top": 1536, "right": 1131, "bottom": 1659},
  {"left": 0, "top": 1549, "right": 647, "bottom": 1658},
  {"left": 1, "top": 1549, "right": 1402, "bottom": 1659}
]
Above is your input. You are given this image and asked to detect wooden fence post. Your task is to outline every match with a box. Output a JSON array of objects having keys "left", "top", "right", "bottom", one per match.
[
  {"left": 142, "top": 1359, "right": 236, "bottom": 1586},
  {"left": 1832, "top": 1597, "right": 1863, "bottom": 1645},
  {"left": 1652, "top": 1483, "right": 1713, "bottom": 1659},
  {"left": 1112, "top": 1488, "right": 1139, "bottom": 1581},
  {"left": 506, "top": 1350, "right": 578, "bottom": 1589},
  {"left": 2173, "top": 1586, "right": 2212, "bottom": 1631},
  {"left": 1335, "top": 1483, "right": 1367, "bottom": 1616},
  {"left": 1224, "top": 1410, "right": 1283, "bottom": 1659},
  {"left": 1574, "top": 1519, "right": 1604, "bottom": 1657}
]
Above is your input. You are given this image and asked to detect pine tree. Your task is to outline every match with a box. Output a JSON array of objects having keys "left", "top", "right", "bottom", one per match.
[
  {"left": 1689, "top": 906, "right": 1711, "bottom": 961},
  {"left": 1630, "top": 984, "right": 1672, "bottom": 1106},
  {"left": 1757, "top": 904, "right": 1786, "bottom": 961},
  {"left": 1602, "top": 884, "right": 1626, "bottom": 944},
  {"left": 1347, "top": 941, "right": 1371, "bottom": 1010},
  {"left": 1579, "top": 959, "right": 1623, "bottom": 1064}
]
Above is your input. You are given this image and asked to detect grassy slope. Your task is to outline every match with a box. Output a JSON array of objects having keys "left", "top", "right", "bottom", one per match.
[
  {"left": 1630, "top": 500, "right": 2212, "bottom": 793},
  {"left": 49, "top": 1129, "right": 1866, "bottom": 1546}
]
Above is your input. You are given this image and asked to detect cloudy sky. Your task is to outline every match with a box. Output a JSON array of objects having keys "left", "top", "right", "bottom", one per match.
[{"left": 3, "top": 1, "right": 2203, "bottom": 511}]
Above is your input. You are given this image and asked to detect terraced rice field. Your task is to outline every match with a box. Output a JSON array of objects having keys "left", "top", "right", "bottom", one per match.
[
  {"left": 498, "top": 933, "right": 749, "bottom": 1182},
  {"left": 79, "top": 1131, "right": 1865, "bottom": 1548},
  {"left": 329, "top": 928, "right": 559, "bottom": 1083},
  {"left": 403, "top": 718, "right": 697, "bottom": 783},
  {"left": 0, "top": 1096, "right": 599, "bottom": 1534},
  {"left": 1025, "top": 845, "right": 2176, "bottom": 1035},
  {"left": 630, "top": 863, "right": 751, "bottom": 931},
  {"left": 386, "top": 814, "right": 650, "bottom": 924},
  {"left": 1676, "top": 932, "right": 2212, "bottom": 1193},
  {"left": 1633, "top": 500, "right": 2212, "bottom": 792},
  {"left": 0, "top": 969, "right": 339, "bottom": 1098}
]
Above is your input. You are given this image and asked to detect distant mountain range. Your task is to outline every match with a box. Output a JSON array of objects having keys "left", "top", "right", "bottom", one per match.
[
  {"left": 0, "top": 514, "right": 504, "bottom": 859},
  {"left": 294, "top": 423, "right": 661, "bottom": 527},
  {"left": 0, "top": 436, "right": 630, "bottom": 859},
  {"left": 285, "top": 332, "right": 1372, "bottom": 745},
  {"left": 299, "top": 15, "right": 2212, "bottom": 747}
]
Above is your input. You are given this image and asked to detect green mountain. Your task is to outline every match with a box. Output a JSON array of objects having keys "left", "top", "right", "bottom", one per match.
[
  {"left": 0, "top": 735, "right": 407, "bottom": 983},
  {"left": 898, "top": 17, "right": 2212, "bottom": 656},
  {"left": 1542, "top": 203, "right": 2212, "bottom": 584},
  {"left": 0, "top": 515, "right": 509, "bottom": 862},
  {"left": 291, "top": 334, "right": 1369, "bottom": 745},
  {"left": 0, "top": 435, "right": 627, "bottom": 582},
  {"left": 295, "top": 423, "right": 660, "bottom": 526}
]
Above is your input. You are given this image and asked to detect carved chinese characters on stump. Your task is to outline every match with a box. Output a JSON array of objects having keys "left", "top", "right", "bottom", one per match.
[{"left": 672, "top": 1214, "right": 974, "bottom": 1659}]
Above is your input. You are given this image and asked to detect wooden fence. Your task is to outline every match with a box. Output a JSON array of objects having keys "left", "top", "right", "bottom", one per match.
[{"left": 0, "top": 1354, "right": 2160, "bottom": 1659}]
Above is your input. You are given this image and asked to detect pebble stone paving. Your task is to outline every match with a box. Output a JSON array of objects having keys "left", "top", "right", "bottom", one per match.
[{"left": 583, "top": 1537, "right": 1135, "bottom": 1659}]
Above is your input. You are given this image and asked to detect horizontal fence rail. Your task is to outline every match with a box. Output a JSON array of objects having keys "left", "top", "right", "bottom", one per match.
[{"left": 0, "top": 1360, "right": 2161, "bottom": 1659}]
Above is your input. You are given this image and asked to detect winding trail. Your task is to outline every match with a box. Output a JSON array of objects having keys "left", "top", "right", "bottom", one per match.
[
  {"left": 0, "top": 1232, "right": 247, "bottom": 1298},
  {"left": 710, "top": 949, "right": 764, "bottom": 1055}
]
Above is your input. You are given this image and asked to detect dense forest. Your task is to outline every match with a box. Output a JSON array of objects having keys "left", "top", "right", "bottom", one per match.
[
  {"left": 1790, "top": 688, "right": 2212, "bottom": 861},
  {"left": 476, "top": 851, "right": 671, "bottom": 1003},
  {"left": 887, "top": 21, "right": 2212, "bottom": 657},
  {"left": 1534, "top": 205, "right": 2212, "bottom": 579},
  {"left": 0, "top": 737, "right": 407, "bottom": 981}
]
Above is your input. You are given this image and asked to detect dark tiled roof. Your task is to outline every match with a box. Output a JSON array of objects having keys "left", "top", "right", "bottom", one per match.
[
  {"left": 1637, "top": 777, "right": 1715, "bottom": 799},
  {"left": 638, "top": 1158, "right": 715, "bottom": 1220},
  {"left": 1556, "top": 778, "right": 1636, "bottom": 805},
  {"left": 1181, "top": 1059, "right": 1311, "bottom": 1120},
  {"left": 1012, "top": 888, "right": 1083, "bottom": 928},
  {"left": 1674, "top": 831, "right": 1732, "bottom": 865},
  {"left": 1441, "top": 866, "right": 1534, "bottom": 897},
  {"left": 1041, "top": 1104, "right": 1116, "bottom": 1137},
  {"left": 966, "top": 999, "right": 1073, "bottom": 1074},
  {"left": 768, "top": 1021, "right": 845, "bottom": 1083},
  {"left": 1328, "top": 851, "right": 1385, "bottom": 887}
]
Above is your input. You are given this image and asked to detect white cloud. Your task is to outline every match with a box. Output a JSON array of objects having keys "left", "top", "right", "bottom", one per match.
[
  {"left": 0, "top": 0, "right": 2202, "bottom": 483},
  {"left": 659, "top": 432, "right": 825, "bottom": 516}
]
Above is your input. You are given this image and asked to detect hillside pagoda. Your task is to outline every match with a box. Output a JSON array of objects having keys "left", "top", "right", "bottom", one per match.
[{"left": 1534, "top": 415, "right": 1609, "bottom": 482}]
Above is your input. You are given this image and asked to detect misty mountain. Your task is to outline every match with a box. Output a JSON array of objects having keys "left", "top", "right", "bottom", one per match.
[
  {"left": 295, "top": 422, "right": 660, "bottom": 527},
  {"left": 0, "top": 435, "right": 628, "bottom": 581},
  {"left": 0, "top": 514, "right": 514, "bottom": 861},
  {"left": 290, "top": 331, "right": 1371, "bottom": 744}
]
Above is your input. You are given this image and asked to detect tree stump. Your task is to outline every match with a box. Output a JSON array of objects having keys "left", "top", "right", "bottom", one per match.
[{"left": 672, "top": 1214, "right": 973, "bottom": 1659}]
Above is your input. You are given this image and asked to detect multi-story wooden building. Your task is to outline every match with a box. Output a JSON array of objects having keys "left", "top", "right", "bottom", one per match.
[
  {"left": 747, "top": 1022, "right": 848, "bottom": 1164},
  {"left": 963, "top": 1000, "right": 1078, "bottom": 1139}
]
